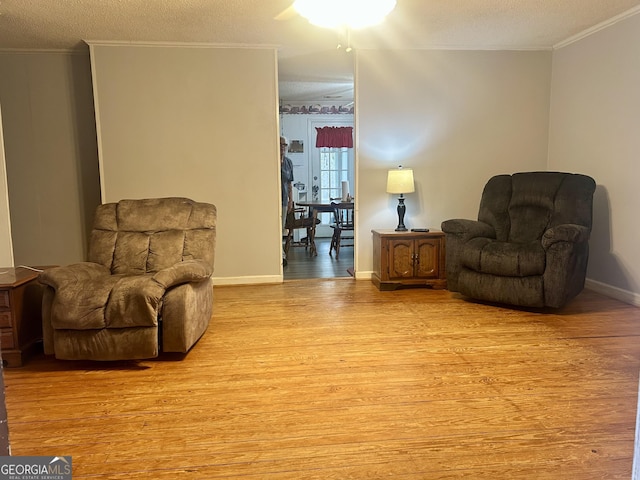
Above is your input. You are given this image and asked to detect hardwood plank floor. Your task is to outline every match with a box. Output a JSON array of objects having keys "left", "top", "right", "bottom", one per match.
[
  {"left": 4, "top": 281, "right": 640, "bottom": 479},
  {"left": 284, "top": 237, "right": 353, "bottom": 280}
]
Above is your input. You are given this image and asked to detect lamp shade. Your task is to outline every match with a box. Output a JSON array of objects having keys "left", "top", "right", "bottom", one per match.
[{"left": 386, "top": 168, "right": 415, "bottom": 194}]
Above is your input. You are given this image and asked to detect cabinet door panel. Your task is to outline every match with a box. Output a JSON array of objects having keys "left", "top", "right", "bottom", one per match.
[
  {"left": 388, "top": 239, "right": 414, "bottom": 279},
  {"left": 415, "top": 239, "right": 439, "bottom": 278}
]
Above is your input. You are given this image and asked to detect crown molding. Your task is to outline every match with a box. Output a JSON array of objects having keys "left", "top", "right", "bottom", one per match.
[
  {"left": 84, "top": 40, "right": 278, "bottom": 50},
  {"left": 0, "top": 48, "right": 85, "bottom": 54},
  {"left": 356, "top": 45, "right": 552, "bottom": 52},
  {"left": 554, "top": 5, "right": 640, "bottom": 49}
]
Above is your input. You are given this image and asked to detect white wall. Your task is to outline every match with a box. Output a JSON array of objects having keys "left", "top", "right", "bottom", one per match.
[
  {"left": 0, "top": 52, "right": 100, "bottom": 267},
  {"left": 0, "top": 104, "right": 14, "bottom": 267},
  {"left": 90, "top": 43, "right": 281, "bottom": 284},
  {"left": 355, "top": 49, "right": 552, "bottom": 276},
  {"left": 548, "top": 12, "right": 640, "bottom": 305}
]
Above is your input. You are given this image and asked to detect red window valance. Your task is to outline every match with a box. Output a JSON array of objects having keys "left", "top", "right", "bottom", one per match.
[{"left": 315, "top": 126, "right": 353, "bottom": 148}]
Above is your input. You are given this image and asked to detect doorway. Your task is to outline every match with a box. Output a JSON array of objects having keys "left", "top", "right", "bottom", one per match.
[
  {"left": 277, "top": 49, "right": 355, "bottom": 279},
  {"left": 280, "top": 114, "right": 355, "bottom": 280}
]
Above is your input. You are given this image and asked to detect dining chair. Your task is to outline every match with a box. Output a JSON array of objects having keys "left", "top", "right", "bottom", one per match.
[
  {"left": 329, "top": 202, "right": 354, "bottom": 259},
  {"left": 284, "top": 206, "right": 319, "bottom": 256}
]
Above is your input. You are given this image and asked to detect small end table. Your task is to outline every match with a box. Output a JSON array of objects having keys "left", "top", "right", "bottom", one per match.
[
  {"left": 0, "top": 267, "right": 45, "bottom": 367},
  {"left": 372, "top": 229, "right": 447, "bottom": 291}
]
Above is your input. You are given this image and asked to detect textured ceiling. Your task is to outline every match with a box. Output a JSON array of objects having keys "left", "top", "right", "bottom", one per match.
[{"left": 1, "top": 0, "right": 639, "bottom": 101}]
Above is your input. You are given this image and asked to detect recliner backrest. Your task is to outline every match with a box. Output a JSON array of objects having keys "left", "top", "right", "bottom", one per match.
[
  {"left": 88, "top": 197, "right": 217, "bottom": 275},
  {"left": 478, "top": 172, "right": 595, "bottom": 244}
]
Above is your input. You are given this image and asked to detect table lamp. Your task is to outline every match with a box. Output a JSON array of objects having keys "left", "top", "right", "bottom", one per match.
[{"left": 386, "top": 166, "right": 415, "bottom": 231}]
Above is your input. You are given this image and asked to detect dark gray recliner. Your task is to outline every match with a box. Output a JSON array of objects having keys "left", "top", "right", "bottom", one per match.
[{"left": 441, "top": 172, "right": 596, "bottom": 308}]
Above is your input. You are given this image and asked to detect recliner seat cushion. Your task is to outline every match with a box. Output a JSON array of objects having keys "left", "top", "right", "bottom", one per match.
[
  {"left": 460, "top": 238, "right": 546, "bottom": 277},
  {"left": 45, "top": 263, "right": 163, "bottom": 331}
]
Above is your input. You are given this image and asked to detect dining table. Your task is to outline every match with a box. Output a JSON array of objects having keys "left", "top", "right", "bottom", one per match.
[
  {"left": 296, "top": 200, "right": 354, "bottom": 214},
  {"left": 294, "top": 201, "right": 355, "bottom": 268}
]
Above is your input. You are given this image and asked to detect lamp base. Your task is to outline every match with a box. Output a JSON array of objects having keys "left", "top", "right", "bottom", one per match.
[{"left": 395, "top": 196, "right": 407, "bottom": 231}]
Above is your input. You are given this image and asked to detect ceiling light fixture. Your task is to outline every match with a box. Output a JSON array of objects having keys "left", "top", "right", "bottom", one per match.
[{"left": 293, "top": 0, "right": 397, "bottom": 29}]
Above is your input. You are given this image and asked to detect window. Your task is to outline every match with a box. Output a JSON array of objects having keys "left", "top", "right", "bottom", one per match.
[
  {"left": 319, "top": 147, "right": 350, "bottom": 223},
  {"left": 319, "top": 147, "right": 349, "bottom": 201}
]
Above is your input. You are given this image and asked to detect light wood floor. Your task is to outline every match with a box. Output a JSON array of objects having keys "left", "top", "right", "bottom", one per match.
[{"left": 4, "top": 281, "right": 640, "bottom": 479}]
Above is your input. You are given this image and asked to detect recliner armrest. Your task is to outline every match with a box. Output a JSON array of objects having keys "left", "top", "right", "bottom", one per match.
[
  {"left": 152, "top": 259, "right": 213, "bottom": 289},
  {"left": 441, "top": 219, "right": 496, "bottom": 239},
  {"left": 542, "top": 224, "right": 590, "bottom": 249},
  {"left": 38, "top": 262, "right": 111, "bottom": 290},
  {"left": 439, "top": 219, "right": 495, "bottom": 294}
]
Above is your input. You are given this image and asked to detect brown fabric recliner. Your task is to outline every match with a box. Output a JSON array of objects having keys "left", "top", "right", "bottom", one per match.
[
  {"left": 39, "top": 197, "right": 216, "bottom": 361},
  {"left": 441, "top": 172, "right": 595, "bottom": 308}
]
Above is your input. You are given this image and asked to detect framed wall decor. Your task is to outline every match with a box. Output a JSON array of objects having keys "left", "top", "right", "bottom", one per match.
[{"left": 289, "top": 140, "right": 304, "bottom": 153}]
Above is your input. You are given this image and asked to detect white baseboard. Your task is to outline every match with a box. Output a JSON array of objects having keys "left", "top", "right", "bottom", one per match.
[
  {"left": 585, "top": 278, "right": 640, "bottom": 307},
  {"left": 355, "top": 270, "right": 373, "bottom": 280}
]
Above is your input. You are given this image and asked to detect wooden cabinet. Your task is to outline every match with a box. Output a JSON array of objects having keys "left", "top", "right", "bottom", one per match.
[
  {"left": 372, "top": 229, "right": 446, "bottom": 291},
  {"left": 0, "top": 268, "right": 44, "bottom": 367}
]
